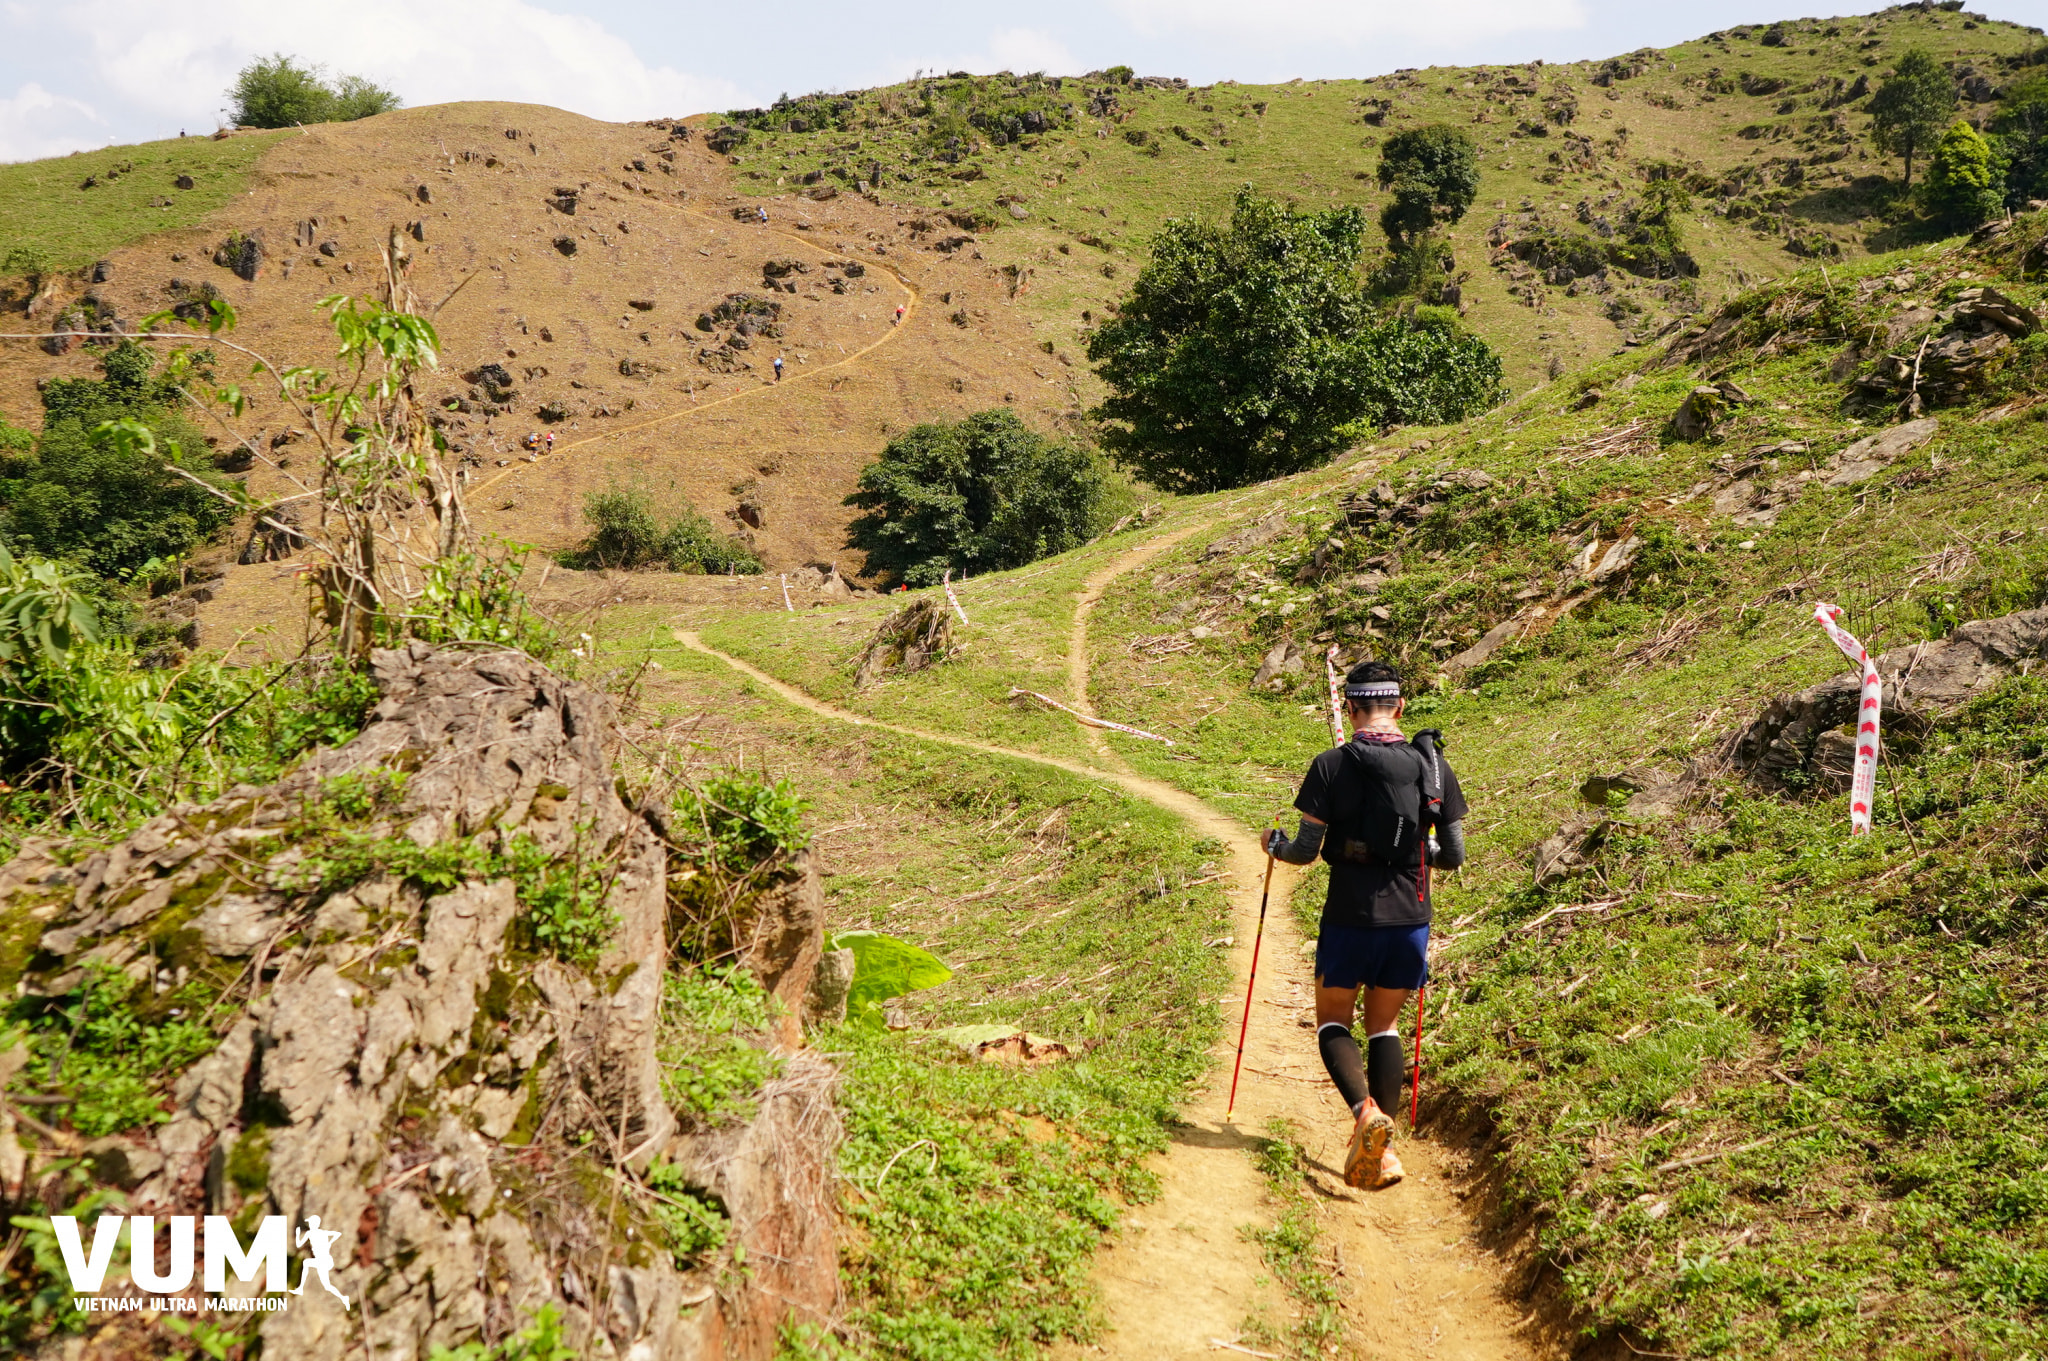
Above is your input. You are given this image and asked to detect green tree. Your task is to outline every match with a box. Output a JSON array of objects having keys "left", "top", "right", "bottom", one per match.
[
  {"left": 0, "top": 341, "right": 236, "bottom": 578},
  {"left": 1990, "top": 74, "right": 2048, "bottom": 207},
  {"left": 1375, "top": 124, "right": 1482, "bottom": 247},
  {"left": 1869, "top": 49, "right": 1958, "bottom": 187},
  {"left": 227, "top": 54, "right": 400, "bottom": 128},
  {"left": 1921, "top": 118, "right": 2006, "bottom": 227},
  {"left": 844, "top": 409, "right": 1112, "bottom": 586},
  {"left": 1087, "top": 188, "right": 1503, "bottom": 492}
]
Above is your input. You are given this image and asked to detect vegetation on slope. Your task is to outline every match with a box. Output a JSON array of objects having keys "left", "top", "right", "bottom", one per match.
[
  {"left": 1073, "top": 214, "right": 2048, "bottom": 1356},
  {"left": 0, "top": 131, "right": 286, "bottom": 276},
  {"left": 718, "top": 7, "right": 2045, "bottom": 387}
]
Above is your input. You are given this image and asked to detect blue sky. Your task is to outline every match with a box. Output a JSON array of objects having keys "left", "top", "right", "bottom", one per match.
[{"left": 2, "top": 0, "right": 2042, "bottom": 162}]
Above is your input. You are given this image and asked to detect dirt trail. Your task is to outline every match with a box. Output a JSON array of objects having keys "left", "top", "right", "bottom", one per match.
[
  {"left": 675, "top": 527, "right": 1550, "bottom": 1361},
  {"left": 472, "top": 202, "right": 919, "bottom": 501}
]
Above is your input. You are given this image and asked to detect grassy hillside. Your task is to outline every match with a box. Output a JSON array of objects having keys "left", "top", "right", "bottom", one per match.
[
  {"left": 0, "top": 130, "right": 287, "bottom": 275},
  {"left": 652, "top": 200, "right": 2048, "bottom": 1355},
  {"left": 714, "top": 5, "right": 2044, "bottom": 389}
]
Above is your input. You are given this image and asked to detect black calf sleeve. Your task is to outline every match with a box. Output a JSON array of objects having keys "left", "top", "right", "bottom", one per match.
[
  {"left": 1317, "top": 1023, "right": 1368, "bottom": 1113},
  {"left": 1366, "top": 1031, "right": 1406, "bottom": 1120}
]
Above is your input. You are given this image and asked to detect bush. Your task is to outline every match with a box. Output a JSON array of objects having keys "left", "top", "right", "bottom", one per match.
[
  {"left": 0, "top": 341, "right": 236, "bottom": 579},
  {"left": 561, "top": 487, "right": 761, "bottom": 574},
  {"left": 1922, "top": 118, "right": 2006, "bottom": 228},
  {"left": 844, "top": 409, "right": 1118, "bottom": 586},
  {"left": 227, "top": 54, "right": 400, "bottom": 129},
  {"left": 1089, "top": 190, "right": 1504, "bottom": 492}
]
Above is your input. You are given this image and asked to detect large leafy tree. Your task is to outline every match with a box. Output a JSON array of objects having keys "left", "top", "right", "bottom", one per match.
[
  {"left": 844, "top": 409, "right": 1110, "bottom": 586},
  {"left": 1922, "top": 119, "right": 2006, "bottom": 228},
  {"left": 1087, "top": 188, "right": 1503, "bottom": 492},
  {"left": 227, "top": 54, "right": 400, "bottom": 128},
  {"left": 0, "top": 341, "right": 236, "bottom": 578},
  {"left": 1375, "top": 124, "right": 1482, "bottom": 247},
  {"left": 1869, "top": 50, "right": 1958, "bottom": 187}
]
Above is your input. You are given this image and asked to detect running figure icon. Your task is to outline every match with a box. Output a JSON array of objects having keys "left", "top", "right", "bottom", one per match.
[{"left": 293, "top": 1216, "right": 352, "bottom": 1310}]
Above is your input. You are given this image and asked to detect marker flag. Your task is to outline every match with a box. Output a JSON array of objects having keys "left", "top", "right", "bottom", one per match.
[{"left": 1812, "top": 602, "right": 1881, "bottom": 835}]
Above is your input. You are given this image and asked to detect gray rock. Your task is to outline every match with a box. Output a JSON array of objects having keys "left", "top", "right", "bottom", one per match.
[
  {"left": 1825, "top": 417, "right": 1939, "bottom": 488},
  {"left": 1252, "top": 640, "right": 1305, "bottom": 690},
  {"left": 85, "top": 1136, "right": 164, "bottom": 1189},
  {"left": 195, "top": 892, "right": 282, "bottom": 955},
  {"left": 806, "top": 947, "right": 855, "bottom": 1026}
]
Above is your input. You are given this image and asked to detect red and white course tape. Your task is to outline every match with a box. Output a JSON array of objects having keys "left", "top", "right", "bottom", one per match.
[
  {"left": 1007, "top": 688, "right": 1176, "bottom": 745},
  {"left": 1812, "top": 602, "right": 1881, "bottom": 835}
]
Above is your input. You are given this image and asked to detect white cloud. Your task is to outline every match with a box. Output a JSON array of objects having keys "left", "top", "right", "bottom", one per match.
[
  {"left": 982, "top": 27, "right": 1082, "bottom": 76},
  {"left": 1111, "top": 0, "right": 1586, "bottom": 48},
  {"left": 10, "top": 0, "right": 747, "bottom": 147},
  {"left": 0, "top": 81, "right": 106, "bottom": 162},
  {"left": 857, "top": 26, "right": 1083, "bottom": 88}
]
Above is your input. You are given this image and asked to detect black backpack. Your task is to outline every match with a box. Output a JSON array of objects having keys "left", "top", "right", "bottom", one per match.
[{"left": 1330, "top": 729, "right": 1446, "bottom": 868}]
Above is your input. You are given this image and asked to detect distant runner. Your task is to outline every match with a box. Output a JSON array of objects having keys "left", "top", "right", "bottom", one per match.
[
  {"left": 543, "top": 431, "right": 555, "bottom": 453},
  {"left": 773, "top": 354, "right": 785, "bottom": 381},
  {"left": 894, "top": 304, "right": 905, "bottom": 325},
  {"left": 1262, "top": 660, "right": 1468, "bottom": 1189}
]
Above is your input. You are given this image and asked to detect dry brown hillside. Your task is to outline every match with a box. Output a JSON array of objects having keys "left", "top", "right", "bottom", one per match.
[{"left": 2, "top": 101, "right": 1075, "bottom": 598}]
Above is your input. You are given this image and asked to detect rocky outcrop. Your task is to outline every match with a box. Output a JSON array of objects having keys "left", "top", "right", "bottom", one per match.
[{"left": 0, "top": 644, "right": 839, "bottom": 1359}]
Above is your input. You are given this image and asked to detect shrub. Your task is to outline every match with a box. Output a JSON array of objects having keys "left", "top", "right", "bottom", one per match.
[
  {"left": 0, "top": 341, "right": 236, "bottom": 579},
  {"left": 1089, "top": 189, "right": 1504, "bottom": 492},
  {"left": 562, "top": 487, "right": 761, "bottom": 574},
  {"left": 227, "top": 54, "right": 400, "bottom": 128},
  {"left": 844, "top": 409, "right": 1116, "bottom": 586},
  {"left": 1922, "top": 118, "right": 2006, "bottom": 228}
]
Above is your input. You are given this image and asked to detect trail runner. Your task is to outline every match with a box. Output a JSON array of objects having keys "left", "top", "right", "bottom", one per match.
[{"left": 1263, "top": 660, "right": 1467, "bottom": 1188}]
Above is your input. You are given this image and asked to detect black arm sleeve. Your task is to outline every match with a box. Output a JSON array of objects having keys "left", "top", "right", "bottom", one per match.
[
  {"left": 1266, "top": 818, "right": 1326, "bottom": 866},
  {"left": 1430, "top": 820, "right": 1466, "bottom": 870}
]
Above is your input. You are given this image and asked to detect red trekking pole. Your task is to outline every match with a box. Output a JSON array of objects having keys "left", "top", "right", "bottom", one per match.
[
  {"left": 1411, "top": 986, "right": 1426, "bottom": 1126},
  {"left": 1224, "top": 838, "right": 1279, "bottom": 1123}
]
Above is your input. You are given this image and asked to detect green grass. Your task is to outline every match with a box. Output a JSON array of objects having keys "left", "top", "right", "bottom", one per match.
[
  {"left": 618, "top": 635, "right": 1233, "bottom": 1358},
  {"left": 0, "top": 132, "right": 290, "bottom": 274}
]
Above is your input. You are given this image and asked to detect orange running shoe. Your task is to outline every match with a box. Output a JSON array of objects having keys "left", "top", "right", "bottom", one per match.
[{"left": 1343, "top": 1107, "right": 1394, "bottom": 1189}]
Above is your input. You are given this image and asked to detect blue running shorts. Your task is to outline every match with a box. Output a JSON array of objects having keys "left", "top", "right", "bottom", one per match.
[{"left": 1315, "top": 923, "right": 1430, "bottom": 991}]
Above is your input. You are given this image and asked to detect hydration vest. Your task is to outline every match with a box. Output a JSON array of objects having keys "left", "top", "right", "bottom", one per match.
[{"left": 1326, "top": 729, "right": 1447, "bottom": 868}]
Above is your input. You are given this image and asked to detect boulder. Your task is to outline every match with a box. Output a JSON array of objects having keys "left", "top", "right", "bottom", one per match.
[
  {"left": 212, "top": 229, "right": 264, "bottom": 281},
  {"left": 1252, "top": 640, "right": 1305, "bottom": 690},
  {"left": 0, "top": 644, "right": 839, "bottom": 1359}
]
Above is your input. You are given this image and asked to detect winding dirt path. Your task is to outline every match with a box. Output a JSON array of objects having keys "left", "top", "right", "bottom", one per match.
[{"left": 675, "top": 528, "right": 1550, "bottom": 1360}]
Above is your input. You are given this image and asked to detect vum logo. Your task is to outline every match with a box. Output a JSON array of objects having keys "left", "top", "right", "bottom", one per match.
[{"left": 50, "top": 1214, "right": 353, "bottom": 1314}]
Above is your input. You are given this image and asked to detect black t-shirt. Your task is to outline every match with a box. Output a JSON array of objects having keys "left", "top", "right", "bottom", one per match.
[{"left": 1293, "top": 733, "right": 1469, "bottom": 929}]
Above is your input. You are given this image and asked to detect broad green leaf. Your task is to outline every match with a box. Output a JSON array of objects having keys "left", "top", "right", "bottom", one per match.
[{"left": 829, "top": 929, "right": 952, "bottom": 1024}]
